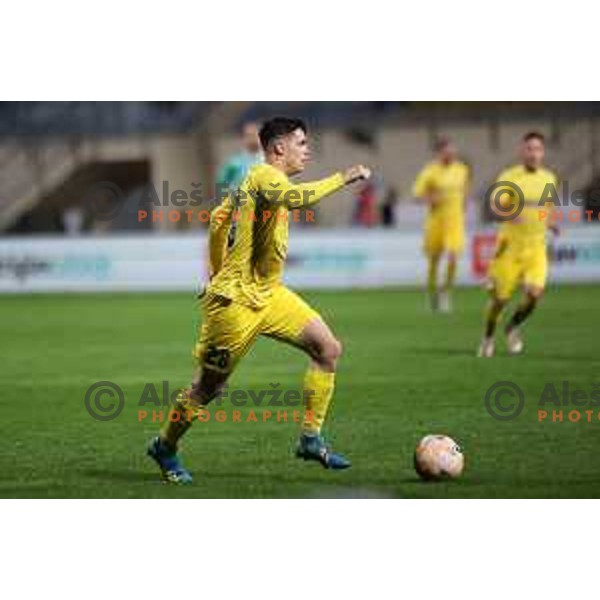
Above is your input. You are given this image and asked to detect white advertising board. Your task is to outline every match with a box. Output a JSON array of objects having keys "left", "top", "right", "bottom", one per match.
[{"left": 0, "top": 228, "right": 599, "bottom": 293}]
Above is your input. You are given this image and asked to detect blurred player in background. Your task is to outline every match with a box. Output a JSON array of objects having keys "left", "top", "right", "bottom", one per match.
[
  {"left": 478, "top": 132, "right": 559, "bottom": 358},
  {"left": 353, "top": 180, "right": 378, "bottom": 227},
  {"left": 380, "top": 187, "right": 398, "bottom": 228},
  {"left": 413, "top": 138, "right": 471, "bottom": 313},
  {"left": 148, "top": 117, "right": 371, "bottom": 483},
  {"left": 216, "top": 121, "right": 263, "bottom": 193}
]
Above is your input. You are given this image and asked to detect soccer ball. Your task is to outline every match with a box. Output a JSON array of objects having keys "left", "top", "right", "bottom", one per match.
[{"left": 414, "top": 435, "right": 464, "bottom": 481}]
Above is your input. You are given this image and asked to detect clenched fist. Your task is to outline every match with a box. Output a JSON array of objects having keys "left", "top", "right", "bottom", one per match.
[{"left": 343, "top": 165, "right": 372, "bottom": 185}]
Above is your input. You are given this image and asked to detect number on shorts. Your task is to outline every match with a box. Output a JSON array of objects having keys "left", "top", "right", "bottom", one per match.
[{"left": 205, "top": 345, "right": 231, "bottom": 370}]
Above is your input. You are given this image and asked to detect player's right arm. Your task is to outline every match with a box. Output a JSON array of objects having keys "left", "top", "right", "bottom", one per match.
[
  {"left": 490, "top": 167, "right": 519, "bottom": 218},
  {"left": 544, "top": 171, "right": 561, "bottom": 236},
  {"left": 207, "top": 196, "right": 233, "bottom": 278},
  {"left": 413, "top": 164, "right": 438, "bottom": 205},
  {"left": 252, "top": 164, "right": 371, "bottom": 209}
]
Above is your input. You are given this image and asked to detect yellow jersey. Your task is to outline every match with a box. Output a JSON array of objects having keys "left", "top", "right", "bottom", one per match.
[
  {"left": 413, "top": 160, "right": 470, "bottom": 221},
  {"left": 495, "top": 164, "right": 559, "bottom": 251},
  {"left": 207, "top": 163, "right": 345, "bottom": 309}
]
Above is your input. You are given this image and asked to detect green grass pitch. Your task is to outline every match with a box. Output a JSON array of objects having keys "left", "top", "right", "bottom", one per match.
[{"left": 1, "top": 284, "right": 599, "bottom": 498}]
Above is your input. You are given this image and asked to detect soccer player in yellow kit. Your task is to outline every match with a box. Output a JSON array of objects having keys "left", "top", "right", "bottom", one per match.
[
  {"left": 148, "top": 117, "right": 371, "bottom": 483},
  {"left": 413, "top": 138, "right": 471, "bottom": 313},
  {"left": 478, "top": 132, "right": 559, "bottom": 358}
]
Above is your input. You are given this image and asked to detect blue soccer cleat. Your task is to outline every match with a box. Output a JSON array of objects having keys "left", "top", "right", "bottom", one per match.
[
  {"left": 147, "top": 436, "right": 193, "bottom": 484},
  {"left": 296, "top": 433, "right": 351, "bottom": 470}
]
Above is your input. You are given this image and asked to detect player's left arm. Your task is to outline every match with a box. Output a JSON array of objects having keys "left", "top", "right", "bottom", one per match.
[
  {"left": 257, "top": 165, "right": 371, "bottom": 209},
  {"left": 413, "top": 165, "right": 434, "bottom": 204},
  {"left": 463, "top": 163, "right": 473, "bottom": 206},
  {"left": 547, "top": 173, "right": 561, "bottom": 237}
]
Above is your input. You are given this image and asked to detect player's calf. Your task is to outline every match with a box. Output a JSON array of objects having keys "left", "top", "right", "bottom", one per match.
[
  {"left": 505, "top": 288, "right": 543, "bottom": 355},
  {"left": 440, "top": 254, "right": 458, "bottom": 313},
  {"left": 149, "top": 368, "right": 230, "bottom": 484},
  {"left": 478, "top": 295, "right": 507, "bottom": 358},
  {"left": 296, "top": 318, "right": 350, "bottom": 468},
  {"left": 426, "top": 253, "right": 441, "bottom": 312}
]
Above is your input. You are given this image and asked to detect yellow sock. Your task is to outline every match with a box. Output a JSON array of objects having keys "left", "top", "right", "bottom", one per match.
[
  {"left": 159, "top": 389, "right": 206, "bottom": 450},
  {"left": 445, "top": 259, "right": 457, "bottom": 290},
  {"left": 302, "top": 368, "right": 336, "bottom": 434},
  {"left": 427, "top": 256, "right": 439, "bottom": 296}
]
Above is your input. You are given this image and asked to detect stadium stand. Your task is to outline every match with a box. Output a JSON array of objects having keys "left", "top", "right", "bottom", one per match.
[{"left": 1, "top": 102, "right": 599, "bottom": 233}]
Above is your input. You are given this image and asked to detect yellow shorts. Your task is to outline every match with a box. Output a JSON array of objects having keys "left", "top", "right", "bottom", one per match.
[
  {"left": 488, "top": 244, "right": 547, "bottom": 300},
  {"left": 424, "top": 218, "right": 464, "bottom": 256},
  {"left": 193, "top": 285, "right": 320, "bottom": 374}
]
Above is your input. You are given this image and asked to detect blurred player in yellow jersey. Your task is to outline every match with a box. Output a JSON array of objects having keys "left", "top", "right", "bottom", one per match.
[
  {"left": 413, "top": 138, "right": 471, "bottom": 313},
  {"left": 478, "top": 132, "right": 559, "bottom": 358},
  {"left": 148, "top": 117, "right": 371, "bottom": 483}
]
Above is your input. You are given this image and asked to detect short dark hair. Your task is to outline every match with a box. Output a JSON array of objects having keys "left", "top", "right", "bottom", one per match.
[
  {"left": 523, "top": 131, "right": 545, "bottom": 144},
  {"left": 434, "top": 136, "right": 452, "bottom": 152},
  {"left": 259, "top": 117, "right": 307, "bottom": 151}
]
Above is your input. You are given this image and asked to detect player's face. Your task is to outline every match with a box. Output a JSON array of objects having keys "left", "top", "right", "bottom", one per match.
[
  {"left": 242, "top": 123, "right": 261, "bottom": 154},
  {"left": 521, "top": 138, "right": 545, "bottom": 169},
  {"left": 283, "top": 128, "right": 311, "bottom": 175},
  {"left": 437, "top": 142, "right": 457, "bottom": 164}
]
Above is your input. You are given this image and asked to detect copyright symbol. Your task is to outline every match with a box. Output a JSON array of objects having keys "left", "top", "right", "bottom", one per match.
[
  {"left": 84, "top": 381, "right": 125, "bottom": 421},
  {"left": 84, "top": 182, "right": 125, "bottom": 222},
  {"left": 484, "top": 381, "right": 524, "bottom": 421},
  {"left": 486, "top": 181, "right": 525, "bottom": 222}
]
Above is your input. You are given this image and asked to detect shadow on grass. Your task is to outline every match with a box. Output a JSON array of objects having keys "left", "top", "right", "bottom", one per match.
[
  {"left": 409, "top": 347, "right": 479, "bottom": 358},
  {"left": 410, "top": 347, "right": 596, "bottom": 362},
  {"left": 84, "top": 468, "right": 159, "bottom": 484}
]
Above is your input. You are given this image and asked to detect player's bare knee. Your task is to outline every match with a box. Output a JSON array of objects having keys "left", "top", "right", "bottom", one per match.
[
  {"left": 528, "top": 288, "right": 544, "bottom": 302},
  {"left": 332, "top": 338, "right": 343, "bottom": 360},
  {"left": 319, "top": 337, "right": 342, "bottom": 369}
]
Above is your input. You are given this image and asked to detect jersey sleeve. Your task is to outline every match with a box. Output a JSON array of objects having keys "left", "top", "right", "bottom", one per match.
[
  {"left": 207, "top": 196, "right": 233, "bottom": 277},
  {"left": 252, "top": 165, "right": 345, "bottom": 209},
  {"left": 412, "top": 165, "right": 432, "bottom": 199}
]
